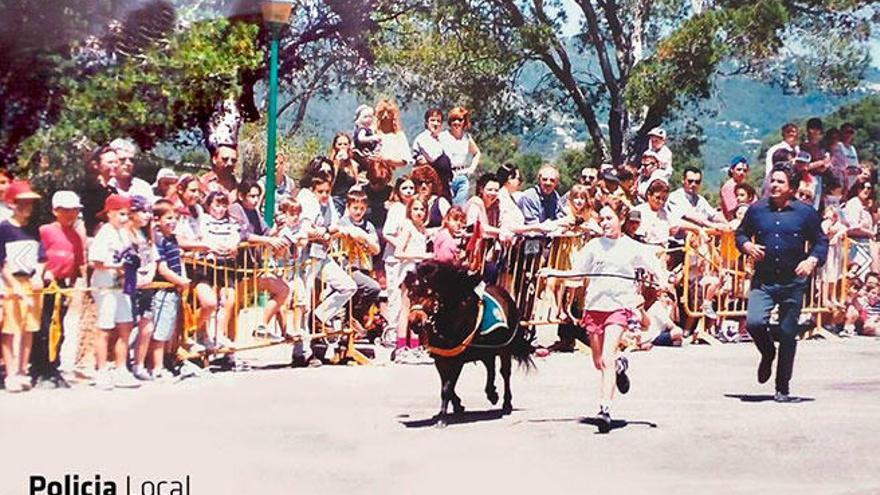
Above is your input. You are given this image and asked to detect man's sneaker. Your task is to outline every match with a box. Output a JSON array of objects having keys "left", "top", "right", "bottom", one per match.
[
  {"left": 615, "top": 356, "right": 630, "bottom": 395},
  {"left": 113, "top": 369, "right": 142, "bottom": 389},
  {"left": 94, "top": 370, "right": 114, "bottom": 391},
  {"left": 758, "top": 348, "right": 775, "bottom": 384},
  {"left": 702, "top": 300, "right": 718, "bottom": 320},
  {"left": 774, "top": 391, "right": 803, "bottom": 403},
  {"left": 393, "top": 347, "right": 412, "bottom": 364},
  {"left": 411, "top": 347, "right": 434, "bottom": 365},
  {"left": 132, "top": 367, "right": 153, "bottom": 382},
  {"left": 596, "top": 407, "right": 612, "bottom": 433},
  {"left": 307, "top": 357, "right": 323, "bottom": 368}
]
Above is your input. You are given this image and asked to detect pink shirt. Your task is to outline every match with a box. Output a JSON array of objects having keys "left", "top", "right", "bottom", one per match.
[
  {"left": 720, "top": 178, "right": 738, "bottom": 221},
  {"left": 432, "top": 228, "right": 460, "bottom": 265},
  {"left": 40, "top": 222, "right": 86, "bottom": 280}
]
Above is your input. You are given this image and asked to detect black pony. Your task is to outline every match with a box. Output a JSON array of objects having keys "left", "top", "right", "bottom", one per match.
[{"left": 405, "top": 261, "right": 534, "bottom": 427}]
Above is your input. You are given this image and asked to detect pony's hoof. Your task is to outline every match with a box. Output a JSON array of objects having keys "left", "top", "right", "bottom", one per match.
[
  {"left": 502, "top": 403, "right": 513, "bottom": 415},
  {"left": 436, "top": 419, "right": 448, "bottom": 429},
  {"left": 487, "top": 390, "right": 499, "bottom": 405},
  {"left": 453, "top": 404, "right": 465, "bottom": 415}
]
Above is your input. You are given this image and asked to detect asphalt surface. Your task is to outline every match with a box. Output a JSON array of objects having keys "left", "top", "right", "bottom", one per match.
[{"left": 2, "top": 337, "right": 879, "bottom": 495}]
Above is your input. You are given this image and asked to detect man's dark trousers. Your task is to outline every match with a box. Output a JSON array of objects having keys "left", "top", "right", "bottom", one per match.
[{"left": 745, "top": 277, "right": 808, "bottom": 395}]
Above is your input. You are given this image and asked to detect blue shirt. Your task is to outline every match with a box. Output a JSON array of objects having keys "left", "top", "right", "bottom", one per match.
[
  {"left": 155, "top": 232, "right": 184, "bottom": 281},
  {"left": 516, "top": 186, "right": 563, "bottom": 225},
  {"left": 735, "top": 198, "right": 828, "bottom": 283}
]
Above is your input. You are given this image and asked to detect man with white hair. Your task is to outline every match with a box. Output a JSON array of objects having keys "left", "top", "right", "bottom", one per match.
[
  {"left": 516, "top": 164, "right": 564, "bottom": 225},
  {"left": 108, "top": 138, "right": 154, "bottom": 201}
]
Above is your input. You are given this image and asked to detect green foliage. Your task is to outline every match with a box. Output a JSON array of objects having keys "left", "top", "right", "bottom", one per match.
[{"left": 56, "top": 18, "right": 261, "bottom": 150}]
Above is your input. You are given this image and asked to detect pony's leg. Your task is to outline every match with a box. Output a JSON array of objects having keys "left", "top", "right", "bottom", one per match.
[
  {"left": 500, "top": 352, "right": 513, "bottom": 414},
  {"left": 437, "top": 360, "right": 464, "bottom": 428},
  {"left": 483, "top": 356, "right": 499, "bottom": 405}
]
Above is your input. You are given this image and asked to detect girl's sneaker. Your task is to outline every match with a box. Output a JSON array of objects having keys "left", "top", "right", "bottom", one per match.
[{"left": 3, "top": 376, "right": 23, "bottom": 393}]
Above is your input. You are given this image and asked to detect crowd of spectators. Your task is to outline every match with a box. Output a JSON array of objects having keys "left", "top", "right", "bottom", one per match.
[{"left": 0, "top": 102, "right": 877, "bottom": 393}]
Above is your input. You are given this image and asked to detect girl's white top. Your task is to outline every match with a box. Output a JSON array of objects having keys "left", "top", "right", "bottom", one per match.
[{"left": 571, "top": 235, "right": 667, "bottom": 312}]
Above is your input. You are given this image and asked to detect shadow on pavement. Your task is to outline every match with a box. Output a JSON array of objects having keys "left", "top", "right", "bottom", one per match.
[
  {"left": 399, "top": 409, "right": 511, "bottom": 428},
  {"left": 524, "top": 416, "right": 658, "bottom": 434},
  {"left": 724, "top": 393, "right": 815, "bottom": 403}
]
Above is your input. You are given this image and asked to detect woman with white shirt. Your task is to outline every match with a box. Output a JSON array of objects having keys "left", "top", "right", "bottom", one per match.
[
  {"left": 541, "top": 202, "right": 669, "bottom": 433},
  {"left": 440, "top": 106, "right": 481, "bottom": 206},
  {"left": 844, "top": 181, "right": 875, "bottom": 240}
]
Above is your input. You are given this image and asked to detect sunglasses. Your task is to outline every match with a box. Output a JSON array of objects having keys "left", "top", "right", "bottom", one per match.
[
  {"left": 581, "top": 175, "right": 596, "bottom": 181},
  {"left": 686, "top": 178, "right": 702, "bottom": 184},
  {"left": 450, "top": 118, "right": 464, "bottom": 123}
]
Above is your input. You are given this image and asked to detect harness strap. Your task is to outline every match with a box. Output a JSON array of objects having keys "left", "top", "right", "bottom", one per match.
[{"left": 425, "top": 297, "right": 484, "bottom": 358}]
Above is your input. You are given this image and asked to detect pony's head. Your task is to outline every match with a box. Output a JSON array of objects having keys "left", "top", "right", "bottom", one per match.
[{"left": 404, "top": 262, "right": 481, "bottom": 338}]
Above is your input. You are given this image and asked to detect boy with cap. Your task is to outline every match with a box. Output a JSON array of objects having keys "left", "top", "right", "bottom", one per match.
[
  {"left": 647, "top": 127, "right": 672, "bottom": 181},
  {"left": 0, "top": 181, "right": 48, "bottom": 392},
  {"left": 89, "top": 194, "right": 141, "bottom": 390},
  {"left": 30, "top": 191, "right": 87, "bottom": 388}
]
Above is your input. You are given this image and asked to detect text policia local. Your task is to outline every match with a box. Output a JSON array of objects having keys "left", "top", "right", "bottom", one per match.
[{"left": 30, "top": 475, "right": 191, "bottom": 495}]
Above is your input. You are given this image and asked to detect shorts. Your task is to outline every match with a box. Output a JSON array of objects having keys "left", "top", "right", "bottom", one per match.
[
  {"left": 190, "top": 256, "right": 239, "bottom": 289},
  {"left": 580, "top": 308, "right": 634, "bottom": 337},
  {"left": 132, "top": 288, "right": 155, "bottom": 321},
  {"left": 652, "top": 330, "right": 674, "bottom": 347},
  {"left": 94, "top": 288, "right": 133, "bottom": 330},
  {"left": 151, "top": 290, "right": 180, "bottom": 342},
  {"left": 2, "top": 278, "right": 41, "bottom": 334}
]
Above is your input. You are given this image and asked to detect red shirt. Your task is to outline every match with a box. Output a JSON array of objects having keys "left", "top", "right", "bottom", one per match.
[{"left": 39, "top": 222, "right": 86, "bottom": 280}]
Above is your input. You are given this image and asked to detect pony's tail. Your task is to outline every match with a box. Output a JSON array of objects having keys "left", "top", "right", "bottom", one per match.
[{"left": 511, "top": 325, "right": 536, "bottom": 372}]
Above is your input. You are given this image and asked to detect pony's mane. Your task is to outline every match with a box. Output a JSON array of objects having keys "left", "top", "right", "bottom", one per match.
[{"left": 421, "top": 261, "right": 481, "bottom": 300}]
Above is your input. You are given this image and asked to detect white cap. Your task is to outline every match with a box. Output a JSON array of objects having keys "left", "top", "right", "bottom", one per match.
[
  {"left": 153, "top": 167, "right": 178, "bottom": 186},
  {"left": 52, "top": 190, "right": 82, "bottom": 209},
  {"left": 647, "top": 127, "right": 667, "bottom": 139}
]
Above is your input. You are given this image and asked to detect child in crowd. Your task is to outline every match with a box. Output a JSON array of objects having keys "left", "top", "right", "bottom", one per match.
[
  {"left": 0, "top": 181, "right": 47, "bottom": 393},
  {"left": 31, "top": 191, "right": 86, "bottom": 389},
  {"left": 862, "top": 285, "right": 880, "bottom": 336},
  {"left": 352, "top": 105, "right": 382, "bottom": 165},
  {"left": 150, "top": 200, "right": 190, "bottom": 379},
  {"left": 821, "top": 205, "right": 846, "bottom": 306},
  {"left": 393, "top": 198, "right": 431, "bottom": 363},
  {"left": 337, "top": 190, "right": 382, "bottom": 334},
  {"left": 196, "top": 191, "right": 241, "bottom": 353},
  {"left": 295, "top": 171, "right": 357, "bottom": 366},
  {"left": 734, "top": 182, "right": 756, "bottom": 206},
  {"left": 383, "top": 176, "right": 417, "bottom": 345},
  {"left": 432, "top": 206, "right": 466, "bottom": 266},
  {"left": 642, "top": 289, "right": 684, "bottom": 347},
  {"left": 89, "top": 194, "right": 141, "bottom": 390},
  {"left": 128, "top": 196, "right": 159, "bottom": 381},
  {"left": 276, "top": 197, "right": 308, "bottom": 343}
]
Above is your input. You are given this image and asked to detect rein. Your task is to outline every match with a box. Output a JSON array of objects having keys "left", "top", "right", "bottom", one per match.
[{"left": 413, "top": 289, "right": 522, "bottom": 357}]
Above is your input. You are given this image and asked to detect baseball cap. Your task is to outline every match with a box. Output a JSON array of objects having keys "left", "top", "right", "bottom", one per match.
[
  {"left": 648, "top": 127, "right": 667, "bottom": 139},
  {"left": 729, "top": 155, "right": 749, "bottom": 168},
  {"left": 153, "top": 168, "right": 178, "bottom": 186},
  {"left": 99, "top": 194, "right": 131, "bottom": 218},
  {"left": 130, "top": 195, "right": 151, "bottom": 212},
  {"left": 628, "top": 209, "right": 642, "bottom": 222},
  {"left": 602, "top": 168, "right": 620, "bottom": 183},
  {"left": 51, "top": 190, "right": 82, "bottom": 209},
  {"left": 5, "top": 180, "right": 41, "bottom": 203}
]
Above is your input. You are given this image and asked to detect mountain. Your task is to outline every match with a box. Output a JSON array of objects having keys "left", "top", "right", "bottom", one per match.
[{"left": 294, "top": 68, "right": 880, "bottom": 187}]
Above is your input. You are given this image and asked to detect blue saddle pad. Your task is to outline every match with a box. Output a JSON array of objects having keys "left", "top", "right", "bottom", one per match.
[{"left": 479, "top": 292, "right": 509, "bottom": 336}]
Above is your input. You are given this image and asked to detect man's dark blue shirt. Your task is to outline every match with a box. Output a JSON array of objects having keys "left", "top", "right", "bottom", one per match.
[{"left": 735, "top": 198, "right": 828, "bottom": 283}]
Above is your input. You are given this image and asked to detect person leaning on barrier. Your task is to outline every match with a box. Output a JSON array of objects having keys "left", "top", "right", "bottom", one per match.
[
  {"left": 517, "top": 164, "right": 565, "bottom": 228},
  {"left": 337, "top": 189, "right": 382, "bottom": 334},
  {"left": 228, "top": 179, "right": 291, "bottom": 342},
  {"left": 736, "top": 164, "right": 828, "bottom": 403}
]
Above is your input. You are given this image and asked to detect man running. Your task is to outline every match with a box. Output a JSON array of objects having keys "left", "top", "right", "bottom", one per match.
[{"left": 736, "top": 165, "right": 828, "bottom": 402}]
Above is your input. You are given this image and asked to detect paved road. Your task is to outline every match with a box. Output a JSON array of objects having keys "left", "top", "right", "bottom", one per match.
[{"left": 2, "top": 337, "right": 879, "bottom": 495}]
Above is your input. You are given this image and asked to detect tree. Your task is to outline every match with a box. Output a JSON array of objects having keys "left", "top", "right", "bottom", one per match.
[{"left": 375, "top": 0, "right": 879, "bottom": 166}]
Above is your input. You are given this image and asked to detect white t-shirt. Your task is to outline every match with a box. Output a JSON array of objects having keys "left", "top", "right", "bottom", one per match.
[
  {"left": 130, "top": 229, "right": 159, "bottom": 287},
  {"left": 382, "top": 202, "right": 408, "bottom": 261},
  {"left": 412, "top": 129, "right": 444, "bottom": 163},
  {"left": 651, "top": 145, "right": 673, "bottom": 179},
  {"left": 633, "top": 202, "right": 671, "bottom": 246},
  {"left": 198, "top": 215, "right": 241, "bottom": 255},
  {"left": 439, "top": 130, "right": 472, "bottom": 174},
  {"left": 665, "top": 188, "right": 719, "bottom": 234},
  {"left": 296, "top": 188, "right": 339, "bottom": 259},
  {"left": 378, "top": 131, "right": 411, "bottom": 164},
  {"left": 498, "top": 187, "right": 525, "bottom": 232},
  {"left": 89, "top": 223, "right": 131, "bottom": 288},
  {"left": 571, "top": 235, "right": 667, "bottom": 312}
]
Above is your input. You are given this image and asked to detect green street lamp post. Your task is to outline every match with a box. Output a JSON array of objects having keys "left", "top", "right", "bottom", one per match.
[{"left": 260, "top": 0, "right": 294, "bottom": 227}]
